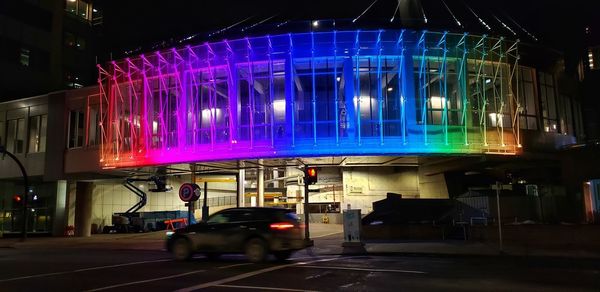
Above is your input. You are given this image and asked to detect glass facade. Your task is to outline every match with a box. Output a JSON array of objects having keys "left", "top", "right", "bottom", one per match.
[{"left": 95, "top": 30, "right": 540, "bottom": 168}]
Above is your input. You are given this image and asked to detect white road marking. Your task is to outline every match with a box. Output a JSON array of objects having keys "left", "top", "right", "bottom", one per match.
[
  {"left": 312, "top": 231, "right": 342, "bottom": 238},
  {"left": 74, "top": 259, "right": 172, "bottom": 272},
  {"left": 215, "top": 284, "right": 319, "bottom": 291},
  {"left": 0, "top": 259, "right": 172, "bottom": 282},
  {"left": 174, "top": 257, "right": 343, "bottom": 292},
  {"left": 217, "top": 263, "right": 254, "bottom": 269},
  {"left": 295, "top": 265, "right": 427, "bottom": 274},
  {"left": 83, "top": 270, "right": 205, "bottom": 292}
]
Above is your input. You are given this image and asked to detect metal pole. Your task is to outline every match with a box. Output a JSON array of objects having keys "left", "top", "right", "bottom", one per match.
[
  {"left": 202, "top": 181, "right": 209, "bottom": 221},
  {"left": 0, "top": 147, "right": 29, "bottom": 241},
  {"left": 496, "top": 181, "right": 503, "bottom": 253},
  {"left": 189, "top": 164, "right": 195, "bottom": 224},
  {"left": 303, "top": 167, "right": 311, "bottom": 245}
]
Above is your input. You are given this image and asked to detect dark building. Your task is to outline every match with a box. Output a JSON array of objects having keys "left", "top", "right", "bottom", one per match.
[{"left": 0, "top": 0, "right": 102, "bottom": 101}]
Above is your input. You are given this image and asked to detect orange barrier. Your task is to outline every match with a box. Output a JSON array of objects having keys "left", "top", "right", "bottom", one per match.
[{"left": 164, "top": 218, "right": 188, "bottom": 231}]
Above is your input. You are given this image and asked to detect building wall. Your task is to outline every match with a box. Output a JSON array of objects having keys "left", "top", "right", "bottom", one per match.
[
  {"left": 342, "top": 167, "right": 420, "bottom": 214},
  {"left": 67, "top": 175, "right": 238, "bottom": 230}
]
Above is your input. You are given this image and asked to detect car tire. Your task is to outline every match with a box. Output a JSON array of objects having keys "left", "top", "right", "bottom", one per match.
[
  {"left": 273, "top": 251, "right": 292, "bottom": 262},
  {"left": 245, "top": 238, "right": 267, "bottom": 263},
  {"left": 172, "top": 238, "right": 193, "bottom": 261}
]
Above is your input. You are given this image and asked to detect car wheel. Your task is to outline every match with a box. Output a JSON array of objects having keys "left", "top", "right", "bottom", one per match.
[
  {"left": 245, "top": 238, "right": 267, "bottom": 263},
  {"left": 172, "top": 238, "right": 193, "bottom": 261},
  {"left": 273, "top": 251, "right": 292, "bottom": 262},
  {"left": 205, "top": 252, "right": 221, "bottom": 261}
]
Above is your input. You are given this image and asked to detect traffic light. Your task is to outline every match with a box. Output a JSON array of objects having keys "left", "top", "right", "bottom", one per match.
[
  {"left": 306, "top": 167, "right": 318, "bottom": 185},
  {"left": 13, "top": 195, "right": 23, "bottom": 206}
]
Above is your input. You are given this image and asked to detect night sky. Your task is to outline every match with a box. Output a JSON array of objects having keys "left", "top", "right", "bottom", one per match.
[{"left": 98, "top": 0, "right": 599, "bottom": 57}]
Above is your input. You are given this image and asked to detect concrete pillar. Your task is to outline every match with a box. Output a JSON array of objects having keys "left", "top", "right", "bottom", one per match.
[
  {"left": 238, "top": 161, "right": 245, "bottom": 207},
  {"left": 74, "top": 181, "right": 93, "bottom": 237},
  {"left": 52, "top": 180, "right": 68, "bottom": 236},
  {"left": 257, "top": 159, "right": 264, "bottom": 207},
  {"left": 273, "top": 169, "right": 280, "bottom": 188}
]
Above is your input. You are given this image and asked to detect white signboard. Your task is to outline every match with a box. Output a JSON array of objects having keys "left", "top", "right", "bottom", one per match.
[{"left": 343, "top": 209, "right": 362, "bottom": 243}]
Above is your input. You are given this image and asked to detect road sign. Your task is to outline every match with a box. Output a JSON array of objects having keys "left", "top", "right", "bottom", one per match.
[{"left": 179, "top": 183, "right": 200, "bottom": 202}]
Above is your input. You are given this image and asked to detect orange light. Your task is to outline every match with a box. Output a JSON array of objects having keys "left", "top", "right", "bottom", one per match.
[
  {"left": 13, "top": 195, "right": 22, "bottom": 202},
  {"left": 270, "top": 222, "right": 295, "bottom": 230},
  {"left": 307, "top": 168, "right": 317, "bottom": 177}
]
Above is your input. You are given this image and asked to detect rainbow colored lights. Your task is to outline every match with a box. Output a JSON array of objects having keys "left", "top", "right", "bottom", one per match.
[{"left": 97, "top": 29, "right": 521, "bottom": 168}]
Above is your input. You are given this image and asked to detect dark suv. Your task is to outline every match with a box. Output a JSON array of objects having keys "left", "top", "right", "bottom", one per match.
[{"left": 166, "top": 207, "right": 305, "bottom": 262}]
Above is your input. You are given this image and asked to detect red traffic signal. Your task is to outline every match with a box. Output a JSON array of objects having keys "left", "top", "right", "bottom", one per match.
[
  {"left": 306, "top": 167, "right": 318, "bottom": 185},
  {"left": 13, "top": 195, "right": 22, "bottom": 204}
]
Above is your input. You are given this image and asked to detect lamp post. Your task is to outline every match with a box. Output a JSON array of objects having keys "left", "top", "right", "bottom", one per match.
[{"left": 0, "top": 146, "right": 29, "bottom": 241}]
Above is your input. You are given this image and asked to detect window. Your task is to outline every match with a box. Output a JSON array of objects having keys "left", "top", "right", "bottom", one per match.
[
  {"left": 6, "top": 119, "right": 25, "bottom": 154},
  {"left": 87, "top": 98, "right": 100, "bottom": 146},
  {"left": 68, "top": 111, "right": 84, "bottom": 148},
  {"left": 28, "top": 115, "right": 47, "bottom": 153},
  {"left": 65, "top": 0, "right": 77, "bottom": 14},
  {"left": 415, "top": 57, "right": 461, "bottom": 127},
  {"left": 518, "top": 67, "right": 538, "bottom": 130},
  {"left": 0, "top": 121, "right": 4, "bottom": 146},
  {"left": 65, "top": 0, "right": 92, "bottom": 21},
  {"left": 538, "top": 72, "right": 558, "bottom": 132},
  {"left": 20, "top": 48, "right": 30, "bottom": 67}
]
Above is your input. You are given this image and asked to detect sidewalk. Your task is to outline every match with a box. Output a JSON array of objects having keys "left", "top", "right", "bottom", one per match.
[
  {"left": 3, "top": 223, "right": 600, "bottom": 260},
  {"left": 309, "top": 223, "right": 600, "bottom": 260}
]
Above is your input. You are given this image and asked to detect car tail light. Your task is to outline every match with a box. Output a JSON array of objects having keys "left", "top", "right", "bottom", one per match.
[{"left": 270, "top": 222, "right": 295, "bottom": 230}]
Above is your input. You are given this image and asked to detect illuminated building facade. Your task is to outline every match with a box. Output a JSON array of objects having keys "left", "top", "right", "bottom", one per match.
[{"left": 97, "top": 30, "right": 522, "bottom": 168}]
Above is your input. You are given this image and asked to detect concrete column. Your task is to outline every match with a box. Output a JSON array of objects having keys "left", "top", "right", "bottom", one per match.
[
  {"left": 238, "top": 161, "right": 245, "bottom": 207},
  {"left": 52, "top": 180, "right": 68, "bottom": 236},
  {"left": 74, "top": 181, "right": 94, "bottom": 237},
  {"left": 257, "top": 159, "right": 264, "bottom": 207}
]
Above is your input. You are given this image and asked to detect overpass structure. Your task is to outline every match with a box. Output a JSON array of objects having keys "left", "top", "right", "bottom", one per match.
[{"left": 97, "top": 29, "right": 521, "bottom": 169}]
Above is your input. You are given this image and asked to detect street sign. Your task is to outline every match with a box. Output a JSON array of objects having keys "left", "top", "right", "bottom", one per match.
[{"left": 179, "top": 183, "right": 200, "bottom": 202}]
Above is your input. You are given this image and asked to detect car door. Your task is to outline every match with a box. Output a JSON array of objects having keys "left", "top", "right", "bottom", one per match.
[{"left": 194, "top": 212, "right": 232, "bottom": 252}]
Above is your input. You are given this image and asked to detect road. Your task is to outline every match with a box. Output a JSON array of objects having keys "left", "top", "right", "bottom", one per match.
[{"left": 1, "top": 237, "right": 599, "bottom": 291}]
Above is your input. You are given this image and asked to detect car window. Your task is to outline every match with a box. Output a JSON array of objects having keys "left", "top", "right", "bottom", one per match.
[{"left": 206, "top": 213, "right": 229, "bottom": 224}]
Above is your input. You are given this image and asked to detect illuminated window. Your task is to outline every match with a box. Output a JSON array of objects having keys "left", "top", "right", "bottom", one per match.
[
  {"left": 415, "top": 57, "right": 463, "bottom": 128},
  {"left": 20, "top": 48, "right": 30, "bottom": 67},
  {"left": 6, "top": 118, "right": 25, "bottom": 154},
  {"left": 518, "top": 67, "right": 538, "bottom": 130},
  {"left": 538, "top": 72, "right": 558, "bottom": 133},
  {"left": 28, "top": 115, "right": 47, "bottom": 153},
  {"left": 65, "top": 0, "right": 76, "bottom": 13},
  {"left": 65, "top": 0, "right": 92, "bottom": 21}
]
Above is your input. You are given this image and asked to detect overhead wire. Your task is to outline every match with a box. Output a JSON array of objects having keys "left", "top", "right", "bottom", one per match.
[{"left": 352, "top": 0, "right": 379, "bottom": 23}]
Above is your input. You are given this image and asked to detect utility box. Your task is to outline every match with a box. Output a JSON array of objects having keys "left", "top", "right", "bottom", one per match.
[{"left": 342, "top": 209, "right": 362, "bottom": 244}]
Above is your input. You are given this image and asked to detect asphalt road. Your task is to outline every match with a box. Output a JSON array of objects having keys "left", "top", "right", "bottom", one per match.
[{"left": 1, "top": 239, "right": 599, "bottom": 292}]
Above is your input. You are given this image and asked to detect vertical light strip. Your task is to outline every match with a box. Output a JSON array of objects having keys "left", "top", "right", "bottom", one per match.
[
  {"left": 397, "top": 30, "right": 406, "bottom": 145},
  {"left": 354, "top": 30, "right": 361, "bottom": 145},
  {"left": 418, "top": 31, "right": 428, "bottom": 145},
  {"left": 311, "top": 32, "right": 317, "bottom": 146},
  {"left": 245, "top": 38, "right": 256, "bottom": 149},
  {"left": 267, "top": 36, "right": 276, "bottom": 148},
  {"left": 333, "top": 30, "right": 339, "bottom": 145},
  {"left": 288, "top": 33, "right": 295, "bottom": 147},
  {"left": 457, "top": 33, "right": 469, "bottom": 146},
  {"left": 437, "top": 32, "right": 448, "bottom": 145},
  {"left": 376, "top": 30, "right": 384, "bottom": 145}
]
